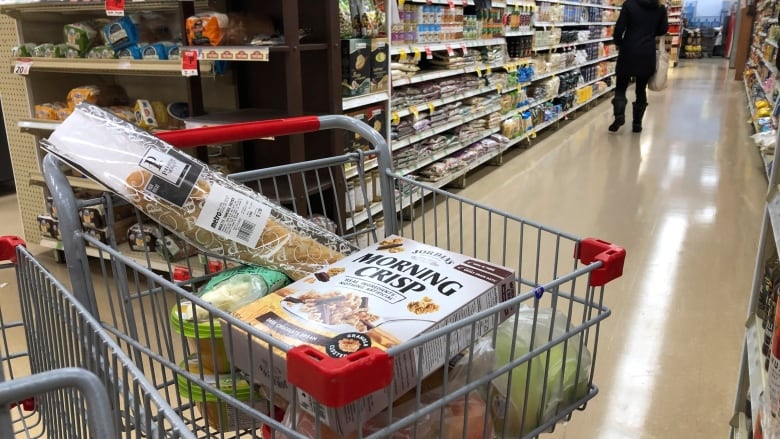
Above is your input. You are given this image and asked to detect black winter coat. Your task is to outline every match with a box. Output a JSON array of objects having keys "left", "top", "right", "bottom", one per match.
[{"left": 614, "top": 0, "right": 669, "bottom": 78}]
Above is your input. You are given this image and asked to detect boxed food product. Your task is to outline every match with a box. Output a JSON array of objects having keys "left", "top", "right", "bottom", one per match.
[
  {"left": 365, "top": 105, "right": 385, "bottom": 140},
  {"left": 82, "top": 217, "right": 134, "bottom": 246},
  {"left": 133, "top": 99, "right": 170, "bottom": 130},
  {"left": 370, "top": 38, "right": 388, "bottom": 92},
  {"left": 38, "top": 215, "right": 61, "bottom": 240},
  {"left": 127, "top": 222, "right": 197, "bottom": 261},
  {"left": 343, "top": 108, "right": 370, "bottom": 152},
  {"left": 226, "top": 235, "right": 516, "bottom": 436},
  {"left": 79, "top": 201, "right": 135, "bottom": 229},
  {"left": 127, "top": 222, "right": 158, "bottom": 253},
  {"left": 67, "top": 85, "right": 128, "bottom": 111},
  {"left": 341, "top": 39, "right": 371, "bottom": 97},
  {"left": 116, "top": 45, "right": 142, "bottom": 59},
  {"left": 141, "top": 42, "right": 177, "bottom": 60},
  {"left": 43, "top": 104, "right": 357, "bottom": 281}
]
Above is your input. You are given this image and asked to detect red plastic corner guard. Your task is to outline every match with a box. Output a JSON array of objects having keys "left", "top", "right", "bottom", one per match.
[
  {"left": 577, "top": 238, "right": 626, "bottom": 287},
  {"left": 286, "top": 346, "right": 393, "bottom": 408},
  {"left": 0, "top": 236, "right": 26, "bottom": 263}
]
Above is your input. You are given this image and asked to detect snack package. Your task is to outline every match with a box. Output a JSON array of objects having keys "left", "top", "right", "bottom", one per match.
[
  {"left": 87, "top": 45, "right": 116, "bottom": 59},
  {"left": 64, "top": 22, "right": 98, "bottom": 55},
  {"left": 116, "top": 45, "right": 142, "bottom": 59},
  {"left": 42, "top": 104, "right": 357, "bottom": 280},
  {"left": 103, "top": 16, "right": 139, "bottom": 50},
  {"left": 186, "top": 12, "right": 229, "bottom": 46},
  {"left": 108, "top": 106, "right": 136, "bottom": 123},
  {"left": 133, "top": 99, "right": 170, "bottom": 130},
  {"left": 12, "top": 43, "right": 36, "bottom": 57},
  {"left": 141, "top": 42, "right": 177, "bottom": 60},
  {"left": 488, "top": 307, "right": 592, "bottom": 437},
  {"left": 181, "top": 265, "right": 290, "bottom": 321},
  {"left": 67, "top": 85, "right": 128, "bottom": 111},
  {"left": 35, "top": 103, "right": 66, "bottom": 121}
]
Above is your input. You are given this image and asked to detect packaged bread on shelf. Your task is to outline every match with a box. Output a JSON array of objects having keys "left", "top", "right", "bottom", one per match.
[{"left": 41, "top": 103, "right": 358, "bottom": 280}]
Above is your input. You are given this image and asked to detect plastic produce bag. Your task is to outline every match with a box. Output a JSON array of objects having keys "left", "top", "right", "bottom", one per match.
[
  {"left": 648, "top": 38, "right": 669, "bottom": 91},
  {"left": 488, "top": 306, "right": 592, "bottom": 437},
  {"left": 41, "top": 104, "right": 358, "bottom": 280}
]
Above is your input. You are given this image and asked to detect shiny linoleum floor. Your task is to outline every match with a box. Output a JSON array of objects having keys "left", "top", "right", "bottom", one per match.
[{"left": 0, "top": 59, "right": 766, "bottom": 438}]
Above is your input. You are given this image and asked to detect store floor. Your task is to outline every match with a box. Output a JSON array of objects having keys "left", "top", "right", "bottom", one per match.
[{"left": 0, "top": 58, "right": 766, "bottom": 438}]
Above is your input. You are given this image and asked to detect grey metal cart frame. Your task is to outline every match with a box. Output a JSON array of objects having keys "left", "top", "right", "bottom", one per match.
[{"left": 36, "top": 114, "right": 625, "bottom": 438}]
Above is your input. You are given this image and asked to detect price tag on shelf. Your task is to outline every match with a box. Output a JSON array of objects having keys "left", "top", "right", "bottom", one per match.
[
  {"left": 13, "top": 59, "right": 32, "bottom": 75},
  {"left": 398, "top": 0, "right": 405, "bottom": 5},
  {"left": 475, "top": 65, "right": 483, "bottom": 77},
  {"left": 181, "top": 49, "right": 199, "bottom": 77},
  {"left": 446, "top": 44, "right": 455, "bottom": 57},
  {"left": 427, "top": 0, "right": 432, "bottom": 4},
  {"left": 105, "top": 0, "right": 125, "bottom": 16},
  {"left": 427, "top": 102, "right": 435, "bottom": 113},
  {"left": 463, "top": 0, "right": 468, "bottom": 6},
  {"left": 399, "top": 48, "right": 407, "bottom": 62},
  {"left": 410, "top": 106, "right": 420, "bottom": 118},
  {"left": 392, "top": 112, "right": 400, "bottom": 124},
  {"left": 497, "top": 83, "right": 503, "bottom": 93},
  {"left": 486, "top": 65, "right": 492, "bottom": 75},
  {"left": 517, "top": 84, "right": 523, "bottom": 92},
  {"left": 461, "top": 43, "right": 468, "bottom": 55},
  {"left": 424, "top": 46, "right": 433, "bottom": 60},
  {"left": 413, "top": 47, "right": 422, "bottom": 62},
  {"left": 448, "top": 0, "right": 455, "bottom": 8}
]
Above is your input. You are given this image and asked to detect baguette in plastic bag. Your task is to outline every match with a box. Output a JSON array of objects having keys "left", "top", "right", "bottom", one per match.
[{"left": 42, "top": 103, "right": 358, "bottom": 280}]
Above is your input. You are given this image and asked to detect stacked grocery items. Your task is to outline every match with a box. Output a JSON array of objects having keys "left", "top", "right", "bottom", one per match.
[
  {"left": 507, "top": 35, "right": 534, "bottom": 58},
  {"left": 340, "top": 1, "right": 387, "bottom": 97},
  {"left": 391, "top": 4, "right": 467, "bottom": 44},
  {"left": 745, "top": 68, "right": 776, "bottom": 133},
  {"left": 389, "top": 44, "right": 505, "bottom": 83},
  {"left": 504, "top": 3, "right": 534, "bottom": 34},
  {"left": 343, "top": 105, "right": 386, "bottom": 153},
  {"left": 34, "top": 85, "right": 187, "bottom": 132}
]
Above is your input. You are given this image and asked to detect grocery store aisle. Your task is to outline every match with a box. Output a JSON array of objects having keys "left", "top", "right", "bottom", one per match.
[
  {"left": 0, "top": 59, "right": 764, "bottom": 438},
  {"left": 462, "top": 58, "right": 766, "bottom": 438}
]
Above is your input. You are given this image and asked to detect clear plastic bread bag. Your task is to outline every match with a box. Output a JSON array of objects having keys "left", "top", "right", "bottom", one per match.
[{"left": 41, "top": 103, "right": 358, "bottom": 280}]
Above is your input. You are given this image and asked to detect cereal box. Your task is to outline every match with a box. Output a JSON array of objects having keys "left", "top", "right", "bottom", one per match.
[{"left": 226, "top": 235, "right": 515, "bottom": 435}]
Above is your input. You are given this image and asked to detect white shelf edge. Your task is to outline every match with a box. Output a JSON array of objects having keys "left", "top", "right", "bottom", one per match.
[
  {"left": 390, "top": 38, "right": 506, "bottom": 56},
  {"left": 534, "top": 21, "right": 617, "bottom": 27},
  {"left": 505, "top": 30, "right": 536, "bottom": 37},
  {"left": 532, "top": 37, "right": 613, "bottom": 51},
  {"left": 534, "top": 0, "right": 622, "bottom": 9},
  {"left": 342, "top": 92, "right": 389, "bottom": 111},
  {"left": 395, "top": 127, "right": 500, "bottom": 175},
  {"left": 533, "top": 53, "right": 618, "bottom": 81},
  {"left": 392, "top": 60, "right": 505, "bottom": 88}
]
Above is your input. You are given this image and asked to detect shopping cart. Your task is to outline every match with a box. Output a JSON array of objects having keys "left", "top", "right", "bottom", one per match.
[
  {"left": 0, "top": 236, "right": 197, "bottom": 438},
  {"left": 36, "top": 113, "right": 625, "bottom": 438}
]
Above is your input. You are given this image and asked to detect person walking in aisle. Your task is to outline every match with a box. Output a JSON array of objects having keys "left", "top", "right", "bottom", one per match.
[{"left": 609, "top": 0, "right": 669, "bottom": 133}]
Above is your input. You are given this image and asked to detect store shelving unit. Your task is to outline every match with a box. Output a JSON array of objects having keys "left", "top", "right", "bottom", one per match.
[
  {"left": 666, "top": 0, "right": 682, "bottom": 67},
  {"left": 731, "top": 134, "right": 780, "bottom": 439},
  {"left": 2, "top": 0, "right": 621, "bottom": 264}
]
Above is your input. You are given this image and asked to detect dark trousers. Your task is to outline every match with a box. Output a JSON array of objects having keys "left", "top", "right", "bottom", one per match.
[{"left": 615, "top": 74, "right": 650, "bottom": 105}]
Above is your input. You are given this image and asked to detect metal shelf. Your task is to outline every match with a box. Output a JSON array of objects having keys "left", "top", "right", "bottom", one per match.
[
  {"left": 534, "top": 21, "right": 617, "bottom": 27},
  {"left": 505, "top": 30, "right": 535, "bottom": 37},
  {"left": 392, "top": 104, "right": 501, "bottom": 151},
  {"left": 533, "top": 53, "right": 618, "bottom": 81},
  {"left": 395, "top": 127, "right": 500, "bottom": 175},
  {"left": 18, "top": 118, "right": 60, "bottom": 136},
  {"left": 342, "top": 92, "right": 389, "bottom": 111},
  {"left": 535, "top": 0, "right": 622, "bottom": 9},
  {"left": 390, "top": 38, "right": 506, "bottom": 56},
  {"left": 10, "top": 57, "right": 215, "bottom": 76},
  {"left": 533, "top": 37, "right": 613, "bottom": 51},
  {"left": 0, "top": 0, "right": 207, "bottom": 15},
  {"left": 392, "top": 60, "right": 505, "bottom": 87}
]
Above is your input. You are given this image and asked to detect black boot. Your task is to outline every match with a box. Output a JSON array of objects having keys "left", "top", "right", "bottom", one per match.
[
  {"left": 608, "top": 97, "right": 627, "bottom": 132},
  {"left": 632, "top": 102, "right": 648, "bottom": 133}
]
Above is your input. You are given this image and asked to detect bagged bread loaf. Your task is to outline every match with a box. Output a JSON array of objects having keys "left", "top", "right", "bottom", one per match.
[{"left": 42, "top": 103, "right": 357, "bottom": 280}]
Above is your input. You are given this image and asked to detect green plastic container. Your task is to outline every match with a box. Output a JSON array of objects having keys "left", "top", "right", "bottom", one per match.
[{"left": 170, "top": 305, "right": 230, "bottom": 373}]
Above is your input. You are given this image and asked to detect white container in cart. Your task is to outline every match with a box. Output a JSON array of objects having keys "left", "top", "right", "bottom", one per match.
[{"left": 227, "top": 235, "right": 515, "bottom": 435}]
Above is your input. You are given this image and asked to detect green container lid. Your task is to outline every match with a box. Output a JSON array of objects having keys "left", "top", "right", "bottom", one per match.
[
  {"left": 176, "top": 360, "right": 254, "bottom": 403},
  {"left": 170, "top": 303, "right": 223, "bottom": 339}
]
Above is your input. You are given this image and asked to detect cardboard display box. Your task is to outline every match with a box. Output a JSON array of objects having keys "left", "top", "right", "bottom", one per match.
[
  {"left": 341, "top": 39, "right": 371, "bottom": 97},
  {"left": 226, "top": 235, "right": 515, "bottom": 436}
]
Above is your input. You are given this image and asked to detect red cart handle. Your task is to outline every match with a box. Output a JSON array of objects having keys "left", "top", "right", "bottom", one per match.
[
  {"left": 156, "top": 116, "right": 322, "bottom": 149},
  {"left": 0, "top": 236, "right": 26, "bottom": 263}
]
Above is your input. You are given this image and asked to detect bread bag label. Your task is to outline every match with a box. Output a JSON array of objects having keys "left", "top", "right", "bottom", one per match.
[
  {"left": 137, "top": 147, "right": 203, "bottom": 207},
  {"left": 194, "top": 182, "right": 271, "bottom": 248}
]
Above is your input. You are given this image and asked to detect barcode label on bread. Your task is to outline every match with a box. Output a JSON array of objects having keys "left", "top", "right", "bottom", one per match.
[{"left": 195, "top": 182, "right": 270, "bottom": 247}]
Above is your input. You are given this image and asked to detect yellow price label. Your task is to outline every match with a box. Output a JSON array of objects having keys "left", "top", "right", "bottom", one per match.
[
  {"left": 392, "top": 111, "right": 400, "bottom": 124},
  {"left": 517, "top": 84, "right": 523, "bottom": 92},
  {"left": 413, "top": 48, "right": 421, "bottom": 62},
  {"left": 410, "top": 106, "right": 419, "bottom": 118},
  {"left": 486, "top": 66, "right": 492, "bottom": 75},
  {"left": 399, "top": 0, "right": 405, "bottom": 5},
  {"left": 497, "top": 83, "right": 503, "bottom": 93},
  {"left": 427, "top": 102, "right": 435, "bottom": 113},
  {"left": 399, "top": 49, "right": 407, "bottom": 62},
  {"left": 475, "top": 66, "right": 482, "bottom": 77}
]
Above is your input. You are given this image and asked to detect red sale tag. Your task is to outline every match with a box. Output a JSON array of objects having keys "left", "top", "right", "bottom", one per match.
[
  {"left": 105, "top": 0, "right": 125, "bottom": 16},
  {"left": 461, "top": 43, "right": 468, "bottom": 55},
  {"left": 446, "top": 44, "right": 455, "bottom": 56},
  {"left": 448, "top": 0, "right": 455, "bottom": 8},
  {"left": 463, "top": 0, "right": 468, "bottom": 6},
  {"left": 181, "top": 50, "right": 199, "bottom": 77},
  {"left": 425, "top": 46, "right": 433, "bottom": 60},
  {"left": 13, "top": 59, "right": 32, "bottom": 75}
]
